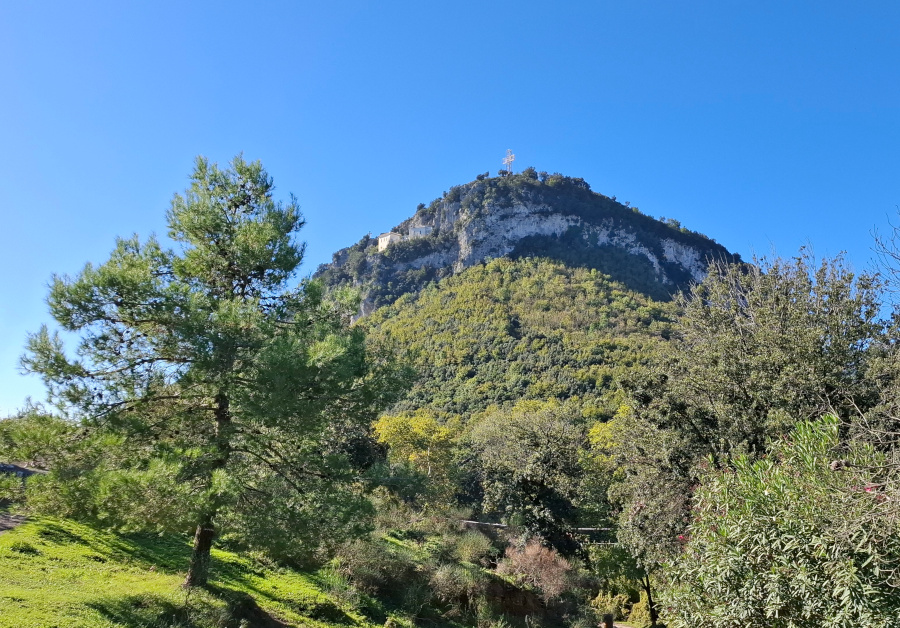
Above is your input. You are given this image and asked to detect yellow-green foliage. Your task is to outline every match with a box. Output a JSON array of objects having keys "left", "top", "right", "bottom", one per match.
[
  {"left": 365, "top": 258, "right": 675, "bottom": 416},
  {"left": 586, "top": 414, "right": 628, "bottom": 478},
  {"left": 374, "top": 411, "right": 462, "bottom": 499},
  {"left": 590, "top": 590, "right": 631, "bottom": 620},
  {"left": 627, "top": 591, "right": 654, "bottom": 627},
  {"left": 0, "top": 517, "right": 377, "bottom": 628}
]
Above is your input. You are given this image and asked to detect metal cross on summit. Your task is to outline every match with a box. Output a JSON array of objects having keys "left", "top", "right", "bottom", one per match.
[{"left": 502, "top": 149, "right": 515, "bottom": 174}]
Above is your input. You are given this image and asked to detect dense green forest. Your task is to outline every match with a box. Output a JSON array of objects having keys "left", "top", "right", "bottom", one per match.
[
  {"left": 361, "top": 250, "right": 900, "bottom": 627},
  {"left": 364, "top": 257, "right": 676, "bottom": 416},
  {"left": 4, "top": 157, "right": 900, "bottom": 628}
]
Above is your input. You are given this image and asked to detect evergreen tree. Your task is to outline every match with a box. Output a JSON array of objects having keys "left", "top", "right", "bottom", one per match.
[{"left": 21, "top": 155, "right": 404, "bottom": 586}]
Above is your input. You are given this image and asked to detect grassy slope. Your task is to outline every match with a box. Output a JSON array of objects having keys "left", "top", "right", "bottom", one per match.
[{"left": 0, "top": 517, "right": 378, "bottom": 628}]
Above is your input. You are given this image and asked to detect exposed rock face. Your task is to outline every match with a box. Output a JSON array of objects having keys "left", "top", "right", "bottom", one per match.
[{"left": 315, "top": 173, "right": 736, "bottom": 311}]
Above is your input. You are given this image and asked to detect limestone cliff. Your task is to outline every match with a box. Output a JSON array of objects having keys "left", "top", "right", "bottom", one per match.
[{"left": 315, "top": 171, "right": 737, "bottom": 311}]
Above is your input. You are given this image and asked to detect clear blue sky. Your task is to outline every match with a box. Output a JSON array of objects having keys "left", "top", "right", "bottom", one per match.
[{"left": 2, "top": 1, "right": 899, "bottom": 415}]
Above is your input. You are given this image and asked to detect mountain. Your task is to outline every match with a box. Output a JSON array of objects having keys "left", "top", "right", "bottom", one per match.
[{"left": 314, "top": 170, "right": 738, "bottom": 310}]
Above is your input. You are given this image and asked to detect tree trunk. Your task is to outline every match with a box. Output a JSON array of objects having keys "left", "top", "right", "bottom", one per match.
[
  {"left": 184, "top": 391, "right": 232, "bottom": 588},
  {"left": 184, "top": 518, "right": 215, "bottom": 587},
  {"left": 643, "top": 571, "right": 659, "bottom": 626}
]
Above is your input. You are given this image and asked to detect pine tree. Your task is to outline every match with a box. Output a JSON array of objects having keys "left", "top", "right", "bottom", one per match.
[{"left": 22, "top": 155, "right": 403, "bottom": 586}]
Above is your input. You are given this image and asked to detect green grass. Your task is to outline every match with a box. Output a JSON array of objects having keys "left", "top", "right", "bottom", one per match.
[{"left": 0, "top": 517, "right": 380, "bottom": 628}]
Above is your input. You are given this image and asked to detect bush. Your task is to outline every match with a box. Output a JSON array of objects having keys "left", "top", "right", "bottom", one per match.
[
  {"left": 591, "top": 591, "right": 631, "bottom": 620},
  {"left": 627, "top": 591, "right": 654, "bottom": 627},
  {"left": 454, "top": 530, "right": 496, "bottom": 565},
  {"left": 0, "top": 474, "right": 23, "bottom": 503},
  {"left": 665, "top": 417, "right": 900, "bottom": 627},
  {"left": 334, "top": 538, "right": 418, "bottom": 599},
  {"left": 496, "top": 539, "right": 573, "bottom": 602},
  {"left": 429, "top": 562, "right": 487, "bottom": 610},
  {"left": 318, "top": 564, "right": 362, "bottom": 609}
]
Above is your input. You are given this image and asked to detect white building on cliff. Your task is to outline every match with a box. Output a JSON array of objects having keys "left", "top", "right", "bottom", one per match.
[
  {"left": 377, "top": 232, "right": 402, "bottom": 251},
  {"left": 377, "top": 225, "right": 433, "bottom": 252}
]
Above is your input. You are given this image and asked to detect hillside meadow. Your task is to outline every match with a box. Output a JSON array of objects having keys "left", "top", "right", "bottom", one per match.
[{"left": 0, "top": 516, "right": 379, "bottom": 628}]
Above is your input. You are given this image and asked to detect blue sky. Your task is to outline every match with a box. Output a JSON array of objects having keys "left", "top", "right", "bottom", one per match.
[{"left": 2, "top": 1, "right": 899, "bottom": 415}]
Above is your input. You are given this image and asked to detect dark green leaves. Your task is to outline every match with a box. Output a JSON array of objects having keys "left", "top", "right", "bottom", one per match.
[
  {"left": 666, "top": 418, "right": 900, "bottom": 627},
  {"left": 17, "top": 155, "right": 404, "bottom": 575},
  {"left": 168, "top": 155, "right": 305, "bottom": 298}
]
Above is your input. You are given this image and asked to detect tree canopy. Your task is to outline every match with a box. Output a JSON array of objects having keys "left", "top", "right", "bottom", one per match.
[
  {"left": 19, "top": 155, "right": 405, "bottom": 586},
  {"left": 597, "top": 253, "right": 895, "bottom": 624}
]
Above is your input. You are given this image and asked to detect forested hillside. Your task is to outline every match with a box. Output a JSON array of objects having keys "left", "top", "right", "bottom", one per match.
[
  {"left": 363, "top": 251, "right": 900, "bottom": 627},
  {"left": 364, "top": 257, "right": 676, "bottom": 417}
]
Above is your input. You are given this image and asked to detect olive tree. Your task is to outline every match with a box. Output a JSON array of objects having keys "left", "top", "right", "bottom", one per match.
[
  {"left": 608, "top": 253, "right": 886, "bottom": 624},
  {"left": 468, "top": 401, "right": 585, "bottom": 555}
]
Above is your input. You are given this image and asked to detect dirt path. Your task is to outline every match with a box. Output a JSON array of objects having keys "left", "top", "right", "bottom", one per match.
[{"left": 0, "top": 512, "right": 25, "bottom": 534}]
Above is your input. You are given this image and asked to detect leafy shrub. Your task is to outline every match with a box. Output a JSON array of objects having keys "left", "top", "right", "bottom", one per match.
[
  {"left": 475, "top": 608, "right": 513, "bottom": 628},
  {"left": 334, "top": 538, "right": 418, "bottom": 600},
  {"left": 371, "top": 491, "right": 423, "bottom": 533},
  {"left": 454, "top": 530, "right": 496, "bottom": 565},
  {"left": 665, "top": 417, "right": 900, "bottom": 627},
  {"left": 0, "top": 474, "right": 23, "bottom": 503},
  {"left": 429, "top": 563, "right": 487, "bottom": 610},
  {"left": 400, "top": 581, "right": 433, "bottom": 618},
  {"left": 422, "top": 535, "right": 455, "bottom": 563},
  {"left": 585, "top": 545, "right": 647, "bottom": 623},
  {"left": 318, "top": 564, "right": 362, "bottom": 609},
  {"left": 590, "top": 591, "right": 631, "bottom": 620},
  {"left": 469, "top": 401, "right": 585, "bottom": 556},
  {"left": 626, "top": 591, "right": 654, "bottom": 628}
]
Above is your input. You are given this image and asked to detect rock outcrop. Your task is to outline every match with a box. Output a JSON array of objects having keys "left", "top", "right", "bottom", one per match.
[{"left": 315, "top": 172, "right": 737, "bottom": 311}]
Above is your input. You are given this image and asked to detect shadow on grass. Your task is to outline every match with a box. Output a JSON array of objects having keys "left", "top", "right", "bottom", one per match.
[
  {"left": 35, "top": 519, "right": 361, "bottom": 626},
  {"left": 87, "top": 588, "right": 298, "bottom": 628},
  {"left": 87, "top": 594, "right": 209, "bottom": 628},
  {"left": 207, "top": 578, "right": 357, "bottom": 626},
  {"left": 36, "top": 520, "right": 190, "bottom": 574}
]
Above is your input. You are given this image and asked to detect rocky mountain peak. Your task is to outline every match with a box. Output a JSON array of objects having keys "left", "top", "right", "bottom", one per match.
[{"left": 315, "top": 171, "right": 738, "bottom": 312}]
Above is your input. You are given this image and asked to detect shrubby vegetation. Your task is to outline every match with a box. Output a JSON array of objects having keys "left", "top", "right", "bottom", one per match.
[
  {"left": 365, "top": 257, "right": 676, "bottom": 416},
  {"left": 604, "top": 253, "right": 900, "bottom": 626},
  {"left": 604, "top": 254, "right": 885, "bottom": 579},
  {"left": 362, "top": 247, "right": 900, "bottom": 626},
  {"left": 8, "top": 161, "right": 900, "bottom": 627},
  {"left": 666, "top": 417, "right": 900, "bottom": 627},
  {"left": 320, "top": 494, "right": 602, "bottom": 627},
  {"left": 468, "top": 401, "right": 585, "bottom": 556}
]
